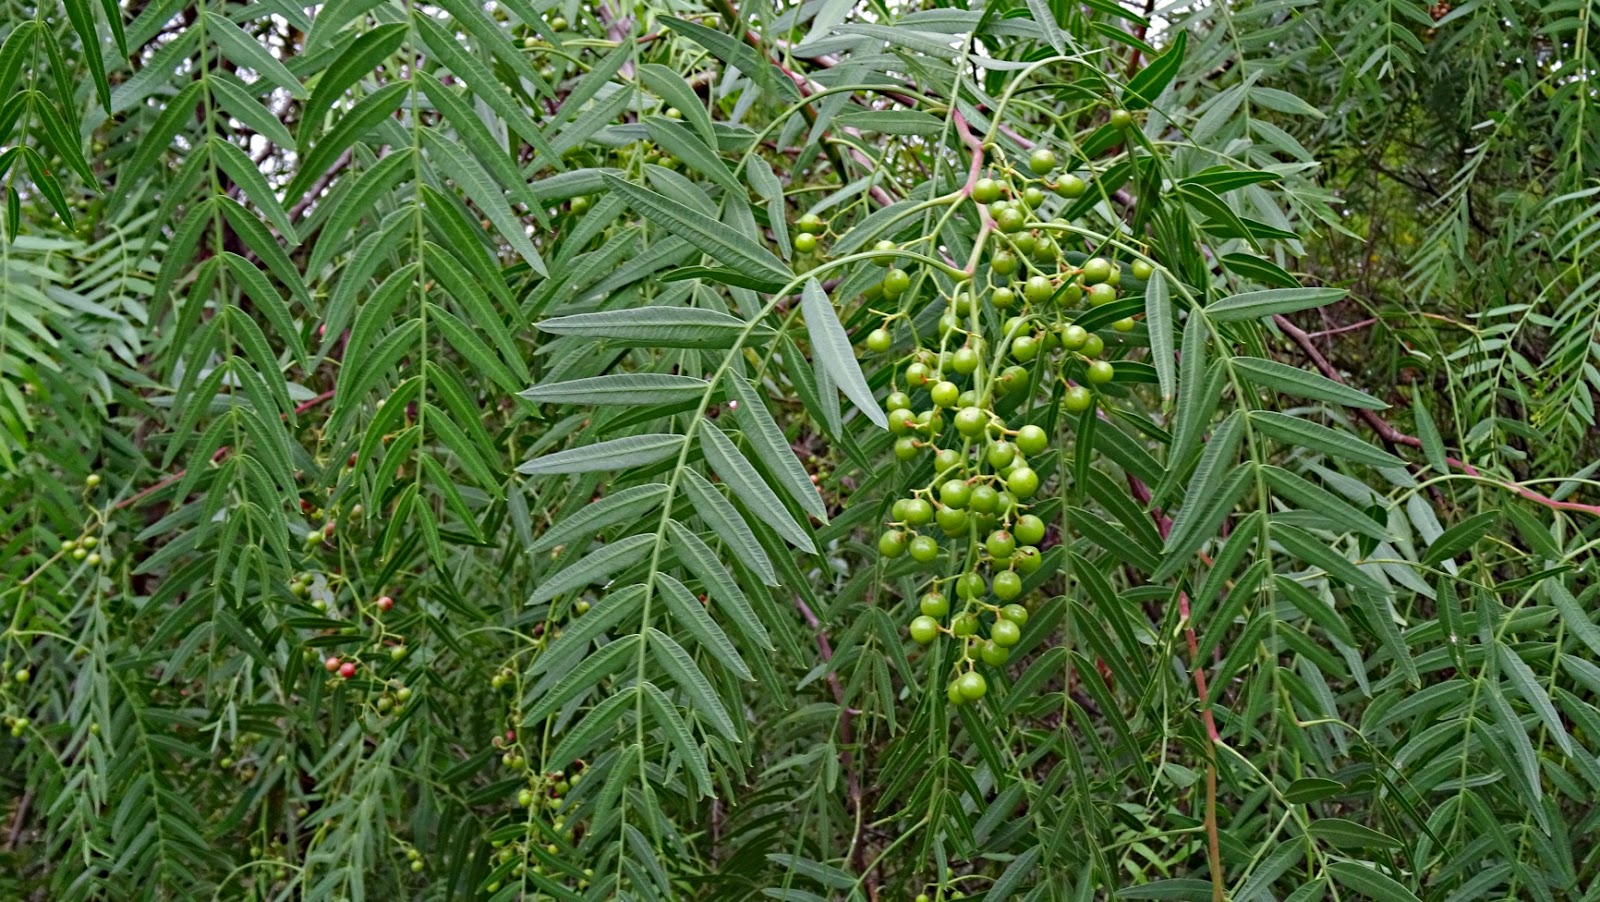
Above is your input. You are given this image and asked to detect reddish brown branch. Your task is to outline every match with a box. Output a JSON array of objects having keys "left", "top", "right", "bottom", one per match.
[{"left": 1274, "top": 314, "right": 1600, "bottom": 517}]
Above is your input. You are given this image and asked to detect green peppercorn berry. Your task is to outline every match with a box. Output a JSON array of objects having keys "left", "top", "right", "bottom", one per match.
[
  {"left": 968, "top": 484, "right": 999, "bottom": 514},
  {"left": 904, "top": 362, "right": 931, "bottom": 388},
  {"left": 947, "top": 681, "right": 967, "bottom": 706},
  {"left": 930, "top": 380, "right": 959, "bottom": 408},
  {"left": 920, "top": 591, "right": 950, "bottom": 618},
  {"left": 951, "top": 611, "right": 980, "bottom": 636},
  {"left": 934, "top": 448, "right": 962, "bottom": 473},
  {"left": 1011, "top": 335, "right": 1039, "bottom": 362},
  {"left": 992, "top": 570, "right": 1023, "bottom": 601},
  {"left": 986, "top": 441, "right": 1016, "bottom": 469},
  {"left": 990, "top": 618, "right": 1022, "bottom": 647},
  {"left": 1054, "top": 174, "right": 1087, "bottom": 198},
  {"left": 1014, "top": 546, "right": 1043, "bottom": 574},
  {"left": 1086, "top": 360, "right": 1116, "bottom": 384},
  {"left": 878, "top": 530, "right": 908, "bottom": 558},
  {"left": 1031, "top": 237, "right": 1057, "bottom": 263},
  {"left": 1016, "top": 515, "right": 1046, "bottom": 547},
  {"left": 1083, "top": 334, "right": 1105, "bottom": 358},
  {"left": 940, "top": 479, "right": 973, "bottom": 509},
  {"left": 1001, "top": 603, "right": 1030, "bottom": 626},
  {"left": 1085, "top": 283, "right": 1117, "bottom": 307},
  {"left": 1015, "top": 425, "right": 1048, "bottom": 456},
  {"left": 1113, "top": 317, "right": 1137, "bottom": 333},
  {"left": 1109, "top": 108, "right": 1134, "bottom": 129},
  {"left": 1060, "top": 326, "right": 1088, "bottom": 351},
  {"left": 995, "top": 208, "right": 1025, "bottom": 234},
  {"left": 883, "top": 268, "right": 911, "bottom": 296},
  {"left": 866, "top": 328, "right": 892, "bottom": 353},
  {"left": 1014, "top": 233, "right": 1037, "bottom": 255},
  {"left": 909, "top": 536, "right": 940, "bottom": 564},
  {"left": 1023, "top": 186, "right": 1046, "bottom": 209},
  {"left": 985, "top": 530, "right": 1017, "bottom": 561},
  {"left": 903, "top": 499, "right": 934, "bottom": 526},
  {"left": 972, "top": 178, "right": 1002, "bottom": 204},
  {"left": 1068, "top": 383, "right": 1094, "bottom": 412},
  {"left": 936, "top": 506, "right": 969, "bottom": 536},
  {"left": 872, "top": 239, "right": 896, "bottom": 266},
  {"left": 794, "top": 233, "right": 818, "bottom": 254},
  {"left": 954, "top": 407, "right": 986, "bottom": 438},
  {"left": 979, "top": 640, "right": 1011, "bottom": 667},
  {"left": 1028, "top": 147, "right": 1057, "bottom": 175},
  {"left": 797, "top": 213, "right": 826, "bottom": 234},
  {"left": 991, "top": 251, "right": 1018, "bottom": 276},
  {"left": 957, "top": 671, "right": 988, "bottom": 700},
  {"left": 955, "top": 572, "right": 987, "bottom": 600},
  {"left": 1081, "top": 257, "right": 1113, "bottom": 285},
  {"left": 1007, "top": 467, "right": 1040, "bottom": 499},
  {"left": 886, "top": 391, "right": 912, "bottom": 411},
  {"left": 1131, "top": 259, "right": 1154, "bottom": 280},
  {"left": 992, "top": 286, "right": 1016, "bottom": 309},
  {"left": 888, "top": 408, "right": 917, "bottom": 435},
  {"left": 1022, "top": 275, "right": 1053, "bottom": 304},
  {"left": 909, "top": 615, "right": 940, "bottom": 644}
]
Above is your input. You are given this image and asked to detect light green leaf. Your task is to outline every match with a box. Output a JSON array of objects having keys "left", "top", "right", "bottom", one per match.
[
  {"left": 521, "top": 373, "right": 710, "bottom": 407},
  {"left": 1144, "top": 270, "right": 1176, "bottom": 402},
  {"left": 1249, "top": 411, "right": 1404, "bottom": 470},
  {"left": 539, "top": 306, "right": 756, "bottom": 349},
  {"left": 517, "top": 434, "right": 684, "bottom": 476},
  {"left": 1208, "top": 287, "right": 1345, "bottom": 321},
  {"left": 601, "top": 174, "right": 791, "bottom": 287},
  {"left": 699, "top": 425, "right": 815, "bottom": 553},
  {"left": 646, "top": 627, "right": 739, "bottom": 741},
  {"left": 204, "top": 11, "right": 307, "bottom": 99},
  {"left": 665, "top": 519, "right": 771, "bottom": 650},
  {"left": 729, "top": 373, "right": 828, "bottom": 521},
  {"left": 1497, "top": 643, "right": 1574, "bottom": 755},
  {"left": 523, "top": 634, "right": 640, "bottom": 725},
  {"left": 1233, "top": 357, "right": 1388, "bottom": 409},
  {"left": 1261, "top": 466, "right": 1389, "bottom": 541},
  {"left": 529, "top": 533, "right": 654, "bottom": 606},
  {"left": 639, "top": 680, "right": 715, "bottom": 798},
  {"left": 658, "top": 573, "right": 752, "bottom": 681},
  {"left": 801, "top": 279, "right": 887, "bottom": 429},
  {"left": 1273, "top": 524, "right": 1385, "bottom": 592},
  {"left": 681, "top": 469, "right": 777, "bottom": 587}
]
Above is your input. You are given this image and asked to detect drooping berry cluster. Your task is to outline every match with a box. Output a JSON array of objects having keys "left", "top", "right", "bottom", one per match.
[{"left": 861, "top": 130, "right": 1151, "bottom": 704}]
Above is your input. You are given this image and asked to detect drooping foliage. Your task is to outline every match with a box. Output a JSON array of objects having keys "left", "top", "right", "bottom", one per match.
[{"left": 2, "top": 1, "right": 1598, "bottom": 900}]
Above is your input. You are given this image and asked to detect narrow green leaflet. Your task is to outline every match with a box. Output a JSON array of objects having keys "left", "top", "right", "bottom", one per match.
[
  {"left": 204, "top": 12, "right": 307, "bottom": 100},
  {"left": 832, "top": 110, "right": 945, "bottom": 136},
  {"left": 520, "top": 373, "right": 709, "bottom": 407},
  {"left": 530, "top": 484, "right": 669, "bottom": 555},
  {"left": 1123, "top": 30, "right": 1185, "bottom": 109},
  {"left": 529, "top": 584, "right": 646, "bottom": 679},
  {"left": 529, "top": 533, "right": 654, "bottom": 606},
  {"left": 646, "top": 628, "right": 740, "bottom": 741},
  {"left": 800, "top": 279, "right": 887, "bottom": 429},
  {"left": 639, "top": 680, "right": 715, "bottom": 798},
  {"left": 1497, "top": 644, "right": 1574, "bottom": 755},
  {"left": 523, "top": 634, "right": 641, "bottom": 725},
  {"left": 1208, "top": 287, "right": 1345, "bottom": 321},
  {"left": 601, "top": 174, "right": 791, "bottom": 287},
  {"left": 1143, "top": 270, "right": 1175, "bottom": 402},
  {"left": 665, "top": 519, "right": 771, "bottom": 649},
  {"left": 699, "top": 425, "right": 815, "bottom": 552},
  {"left": 728, "top": 373, "right": 828, "bottom": 520},
  {"left": 1273, "top": 524, "right": 1385, "bottom": 592},
  {"left": 1322, "top": 863, "right": 1419, "bottom": 902},
  {"left": 1419, "top": 510, "right": 1500, "bottom": 568},
  {"left": 638, "top": 64, "right": 717, "bottom": 150},
  {"left": 680, "top": 469, "right": 777, "bottom": 586},
  {"left": 298, "top": 22, "right": 407, "bottom": 144},
  {"left": 657, "top": 573, "right": 752, "bottom": 681},
  {"left": 1234, "top": 356, "right": 1388, "bottom": 409},
  {"left": 538, "top": 307, "right": 754, "bottom": 349},
  {"left": 1413, "top": 395, "right": 1449, "bottom": 472},
  {"left": 1548, "top": 580, "right": 1600, "bottom": 658},
  {"left": 1261, "top": 466, "right": 1389, "bottom": 541},
  {"left": 517, "top": 434, "right": 684, "bottom": 475},
  {"left": 1249, "top": 411, "right": 1404, "bottom": 470}
]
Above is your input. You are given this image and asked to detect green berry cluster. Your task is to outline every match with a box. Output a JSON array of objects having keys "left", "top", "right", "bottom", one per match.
[{"left": 864, "top": 143, "right": 1155, "bottom": 704}]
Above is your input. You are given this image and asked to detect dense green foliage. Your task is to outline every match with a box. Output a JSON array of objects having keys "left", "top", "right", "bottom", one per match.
[{"left": 2, "top": 0, "right": 1598, "bottom": 900}]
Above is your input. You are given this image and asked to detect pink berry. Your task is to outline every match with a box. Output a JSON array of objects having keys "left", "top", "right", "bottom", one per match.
[
  {"left": 338, "top": 662, "right": 356, "bottom": 679},
  {"left": 324, "top": 656, "right": 341, "bottom": 673}
]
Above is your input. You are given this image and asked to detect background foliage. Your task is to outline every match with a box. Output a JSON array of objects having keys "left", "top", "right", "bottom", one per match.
[{"left": 2, "top": 0, "right": 1598, "bottom": 900}]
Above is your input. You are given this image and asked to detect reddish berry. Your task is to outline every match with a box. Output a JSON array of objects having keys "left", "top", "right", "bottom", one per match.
[
  {"left": 324, "top": 656, "right": 341, "bottom": 673},
  {"left": 339, "top": 662, "right": 357, "bottom": 678}
]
